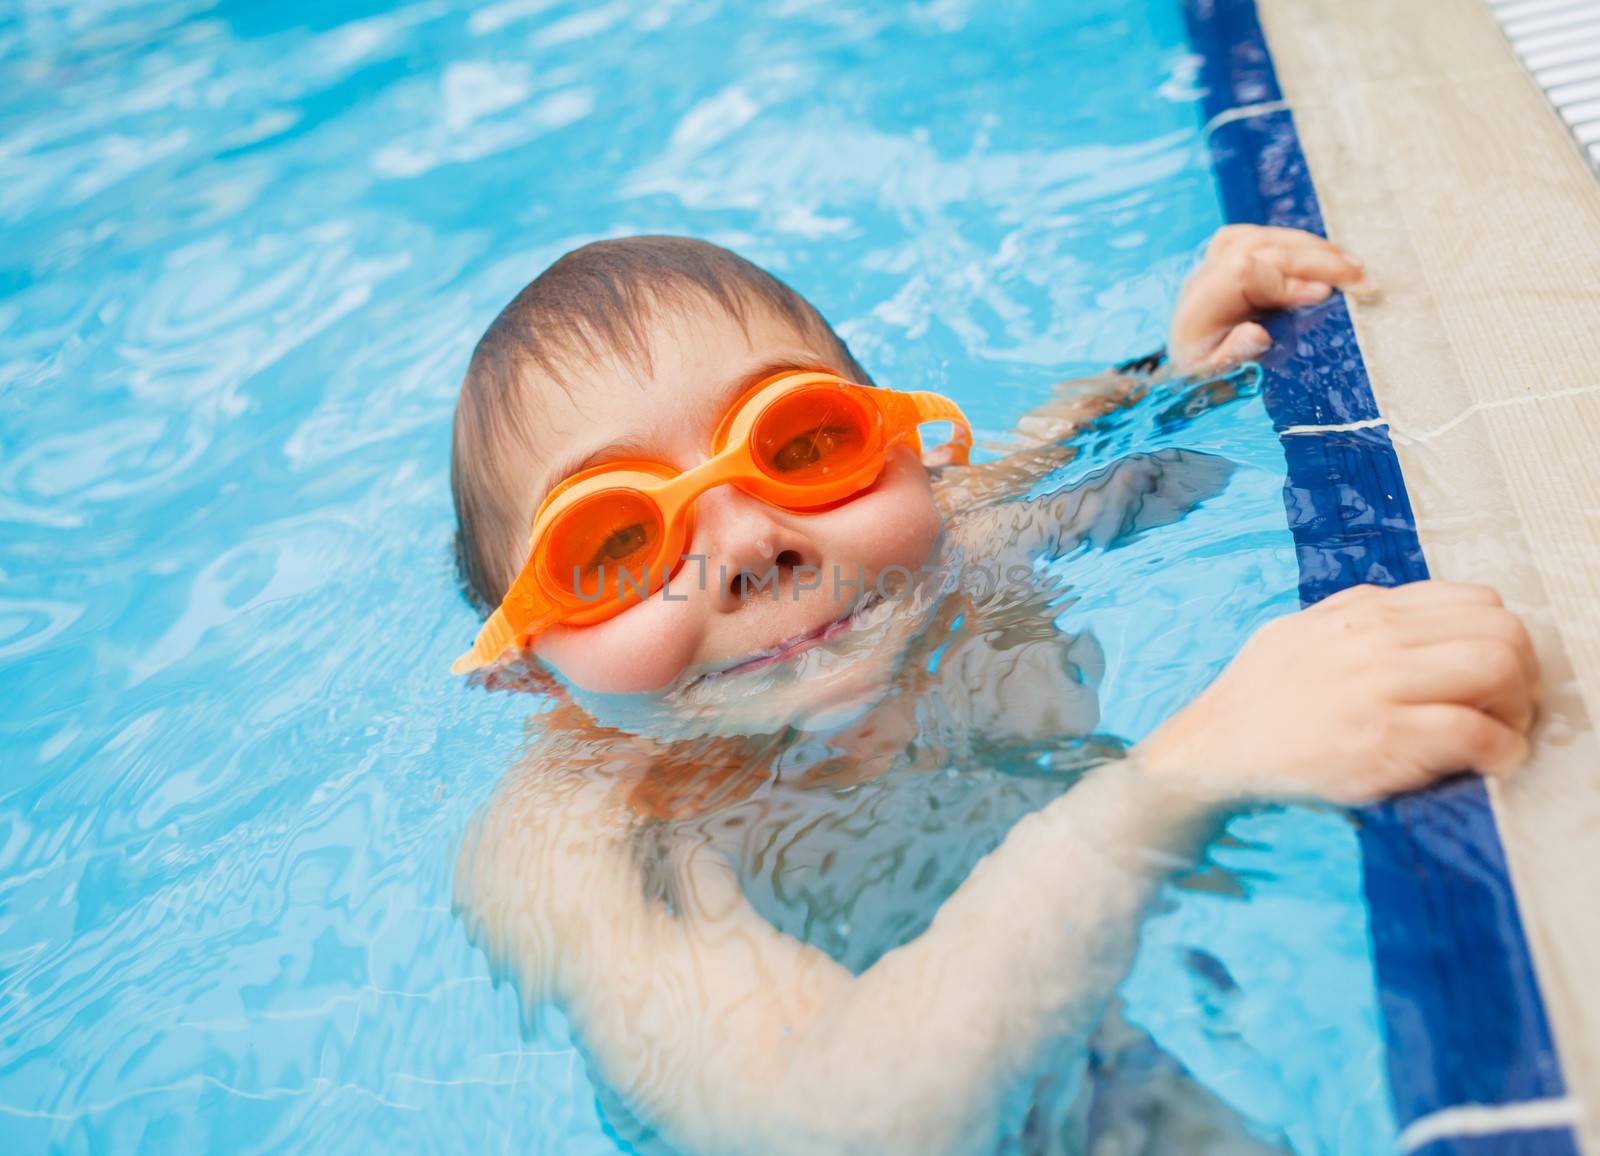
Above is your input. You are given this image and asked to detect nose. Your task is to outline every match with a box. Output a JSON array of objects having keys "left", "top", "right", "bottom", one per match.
[{"left": 689, "top": 485, "right": 824, "bottom": 613}]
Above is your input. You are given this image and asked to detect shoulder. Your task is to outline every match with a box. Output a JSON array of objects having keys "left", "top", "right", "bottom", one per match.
[{"left": 452, "top": 739, "right": 644, "bottom": 996}]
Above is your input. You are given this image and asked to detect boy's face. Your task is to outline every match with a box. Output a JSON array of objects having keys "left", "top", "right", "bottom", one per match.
[{"left": 516, "top": 302, "right": 945, "bottom": 718}]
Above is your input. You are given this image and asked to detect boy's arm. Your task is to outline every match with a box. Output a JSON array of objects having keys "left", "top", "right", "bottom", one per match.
[
  {"left": 934, "top": 225, "right": 1368, "bottom": 503},
  {"left": 458, "top": 744, "right": 1225, "bottom": 1156},
  {"left": 933, "top": 364, "right": 1149, "bottom": 508},
  {"left": 457, "top": 584, "right": 1536, "bottom": 1156},
  {"left": 941, "top": 446, "right": 1236, "bottom": 577}
]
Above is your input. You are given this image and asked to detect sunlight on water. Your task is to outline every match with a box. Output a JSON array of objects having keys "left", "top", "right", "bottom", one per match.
[{"left": 0, "top": 1, "right": 1392, "bottom": 1152}]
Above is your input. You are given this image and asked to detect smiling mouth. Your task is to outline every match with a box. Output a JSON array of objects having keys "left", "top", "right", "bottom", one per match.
[{"left": 694, "top": 593, "right": 887, "bottom": 684}]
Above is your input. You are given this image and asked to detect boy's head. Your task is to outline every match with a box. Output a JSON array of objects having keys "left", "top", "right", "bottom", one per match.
[{"left": 451, "top": 236, "right": 945, "bottom": 703}]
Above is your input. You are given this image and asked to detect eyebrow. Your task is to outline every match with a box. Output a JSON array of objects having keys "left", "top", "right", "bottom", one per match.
[{"left": 526, "top": 355, "right": 837, "bottom": 513}]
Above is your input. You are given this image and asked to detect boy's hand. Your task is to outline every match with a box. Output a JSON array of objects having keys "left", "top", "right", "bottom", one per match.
[
  {"left": 1168, "top": 225, "right": 1370, "bottom": 375},
  {"left": 1139, "top": 582, "right": 1539, "bottom": 806}
]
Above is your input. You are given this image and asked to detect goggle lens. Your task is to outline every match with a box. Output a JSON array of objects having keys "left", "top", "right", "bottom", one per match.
[
  {"left": 749, "top": 388, "right": 877, "bottom": 483},
  {"left": 542, "top": 488, "right": 664, "bottom": 599}
]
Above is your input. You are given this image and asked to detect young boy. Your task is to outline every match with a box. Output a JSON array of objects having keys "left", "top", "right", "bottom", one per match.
[{"left": 449, "top": 232, "right": 1538, "bottom": 1155}]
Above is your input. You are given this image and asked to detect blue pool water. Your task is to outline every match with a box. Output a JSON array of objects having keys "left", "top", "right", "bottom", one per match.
[{"left": 1, "top": 1, "right": 1394, "bottom": 1151}]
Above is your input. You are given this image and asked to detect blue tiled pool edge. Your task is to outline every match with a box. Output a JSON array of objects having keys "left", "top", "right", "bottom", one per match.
[{"left": 1182, "top": 2, "right": 1579, "bottom": 1153}]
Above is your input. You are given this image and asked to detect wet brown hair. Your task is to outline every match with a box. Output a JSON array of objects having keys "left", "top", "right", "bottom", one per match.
[{"left": 451, "top": 235, "right": 872, "bottom": 613}]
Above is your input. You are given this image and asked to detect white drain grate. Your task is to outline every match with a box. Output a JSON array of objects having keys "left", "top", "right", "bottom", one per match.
[{"left": 1487, "top": 0, "right": 1600, "bottom": 172}]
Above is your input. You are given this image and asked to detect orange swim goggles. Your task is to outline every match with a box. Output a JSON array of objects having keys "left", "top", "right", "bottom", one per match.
[{"left": 452, "top": 369, "right": 971, "bottom": 674}]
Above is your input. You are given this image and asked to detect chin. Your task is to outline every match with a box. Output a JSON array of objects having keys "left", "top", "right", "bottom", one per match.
[
  {"left": 717, "top": 654, "right": 894, "bottom": 733},
  {"left": 671, "top": 614, "right": 909, "bottom": 735},
  {"left": 560, "top": 641, "right": 888, "bottom": 742}
]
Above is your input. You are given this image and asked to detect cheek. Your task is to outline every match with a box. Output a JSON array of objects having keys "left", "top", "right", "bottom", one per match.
[
  {"left": 828, "top": 451, "right": 943, "bottom": 572},
  {"left": 533, "top": 600, "right": 701, "bottom": 694}
]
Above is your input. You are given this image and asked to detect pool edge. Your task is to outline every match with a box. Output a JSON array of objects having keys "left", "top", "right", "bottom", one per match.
[{"left": 1184, "top": 1, "right": 1597, "bottom": 1153}]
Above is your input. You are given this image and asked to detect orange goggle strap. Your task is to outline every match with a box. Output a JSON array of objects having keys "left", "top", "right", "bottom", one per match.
[
  {"left": 881, "top": 389, "right": 972, "bottom": 464},
  {"left": 451, "top": 600, "right": 561, "bottom": 676}
]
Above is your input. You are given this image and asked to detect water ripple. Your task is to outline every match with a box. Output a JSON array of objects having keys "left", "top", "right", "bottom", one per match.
[
  {"left": 0, "top": 1, "right": 1393, "bottom": 1152},
  {"left": 0, "top": 599, "right": 84, "bottom": 661}
]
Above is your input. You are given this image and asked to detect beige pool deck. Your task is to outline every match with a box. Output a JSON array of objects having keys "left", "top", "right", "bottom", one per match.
[{"left": 1255, "top": 0, "right": 1600, "bottom": 1148}]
